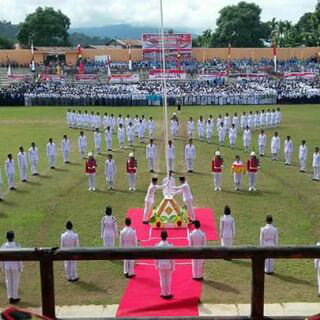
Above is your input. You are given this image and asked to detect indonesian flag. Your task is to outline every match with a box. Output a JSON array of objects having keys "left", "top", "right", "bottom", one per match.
[
  {"left": 272, "top": 42, "right": 277, "bottom": 72},
  {"left": 128, "top": 46, "right": 132, "bottom": 71},
  {"left": 77, "top": 44, "right": 84, "bottom": 74},
  {"left": 31, "top": 42, "right": 35, "bottom": 72}
]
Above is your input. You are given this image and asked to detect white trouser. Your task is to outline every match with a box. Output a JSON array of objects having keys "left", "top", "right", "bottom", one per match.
[
  {"left": 198, "top": 131, "right": 204, "bottom": 140},
  {"left": 185, "top": 199, "right": 195, "bottom": 221},
  {"left": 158, "top": 269, "right": 172, "bottom": 296},
  {"left": 300, "top": 158, "right": 306, "bottom": 171},
  {"left": 229, "top": 136, "right": 236, "bottom": 147},
  {"left": 219, "top": 137, "right": 225, "bottom": 145},
  {"left": 168, "top": 158, "right": 174, "bottom": 172},
  {"left": 317, "top": 270, "right": 320, "bottom": 294},
  {"left": 213, "top": 173, "right": 222, "bottom": 189},
  {"left": 19, "top": 165, "right": 27, "bottom": 181},
  {"left": 148, "top": 158, "right": 155, "bottom": 171},
  {"left": 7, "top": 174, "right": 14, "bottom": 189},
  {"left": 234, "top": 173, "right": 242, "bottom": 189},
  {"left": 192, "top": 259, "right": 204, "bottom": 279},
  {"left": 128, "top": 137, "right": 134, "bottom": 146},
  {"left": 284, "top": 152, "right": 292, "bottom": 164},
  {"left": 248, "top": 172, "right": 257, "bottom": 189},
  {"left": 143, "top": 200, "right": 153, "bottom": 221},
  {"left": 5, "top": 270, "right": 20, "bottom": 299},
  {"left": 63, "top": 151, "right": 69, "bottom": 163},
  {"left": 64, "top": 261, "right": 78, "bottom": 280},
  {"left": 265, "top": 258, "right": 274, "bottom": 273},
  {"left": 106, "top": 173, "right": 115, "bottom": 187},
  {"left": 30, "top": 159, "right": 38, "bottom": 174},
  {"left": 95, "top": 145, "right": 101, "bottom": 153},
  {"left": 106, "top": 140, "right": 112, "bottom": 150},
  {"left": 0, "top": 184, "right": 2, "bottom": 199},
  {"left": 188, "top": 131, "right": 193, "bottom": 139},
  {"left": 48, "top": 155, "right": 56, "bottom": 167},
  {"left": 103, "top": 234, "right": 115, "bottom": 247},
  {"left": 128, "top": 173, "right": 136, "bottom": 189},
  {"left": 186, "top": 158, "right": 193, "bottom": 171},
  {"left": 259, "top": 144, "right": 265, "bottom": 155},
  {"left": 79, "top": 147, "right": 86, "bottom": 158},
  {"left": 314, "top": 166, "right": 320, "bottom": 180},
  {"left": 221, "top": 237, "right": 233, "bottom": 246},
  {"left": 272, "top": 148, "right": 279, "bottom": 160},
  {"left": 243, "top": 140, "right": 251, "bottom": 151},
  {"left": 172, "top": 128, "right": 177, "bottom": 137},
  {"left": 124, "top": 259, "right": 135, "bottom": 276},
  {"left": 149, "top": 131, "right": 154, "bottom": 139},
  {"left": 88, "top": 174, "right": 95, "bottom": 189},
  {"left": 207, "top": 135, "right": 212, "bottom": 143}
]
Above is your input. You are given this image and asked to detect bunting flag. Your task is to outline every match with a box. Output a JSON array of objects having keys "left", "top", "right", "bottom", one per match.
[
  {"left": 272, "top": 42, "right": 277, "bottom": 72},
  {"left": 31, "top": 42, "right": 35, "bottom": 72},
  {"left": 128, "top": 46, "right": 132, "bottom": 71},
  {"left": 77, "top": 44, "right": 84, "bottom": 74}
]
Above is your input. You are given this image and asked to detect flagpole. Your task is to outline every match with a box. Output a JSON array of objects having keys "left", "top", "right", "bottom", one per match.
[{"left": 159, "top": 0, "right": 169, "bottom": 176}]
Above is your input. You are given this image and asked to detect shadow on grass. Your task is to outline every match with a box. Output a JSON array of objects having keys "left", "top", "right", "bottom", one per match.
[
  {"left": 15, "top": 189, "right": 30, "bottom": 194},
  {"left": 2, "top": 200, "right": 18, "bottom": 207},
  {"left": 203, "top": 279, "right": 240, "bottom": 294},
  {"left": 16, "top": 301, "right": 40, "bottom": 308},
  {"left": 0, "top": 212, "right": 9, "bottom": 218},
  {"left": 68, "top": 162, "right": 82, "bottom": 166},
  {"left": 73, "top": 280, "right": 106, "bottom": 293},
  {"left": 229, "top": 259, "right": 251, "bottom": 268},
  {"left": 26, "top": 181, "right": 42, "bottom": 186},
  {"left": 272, "top": 273, "right": 316, "bottom": 287},
  {"left": 37, "top": 175, "right": 52, "bottom": 179},
  {"left": 192, "top": 171, "right": 211, "bottom": 176},
  {"left": 54, "top": 168, "right": 68, "bottom": 172}
]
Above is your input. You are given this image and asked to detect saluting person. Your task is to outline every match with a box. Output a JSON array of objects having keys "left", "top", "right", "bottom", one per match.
[
  {"left": 60, "top": 221, "right": 80, "bottom": 282},
  {"left": 101, "top": 206, "right": 118, "bottom": 247}
]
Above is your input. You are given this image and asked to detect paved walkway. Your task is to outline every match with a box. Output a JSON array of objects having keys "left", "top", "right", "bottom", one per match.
[{"left": 1, "top": 303, "right": 319, "bottom": 318}]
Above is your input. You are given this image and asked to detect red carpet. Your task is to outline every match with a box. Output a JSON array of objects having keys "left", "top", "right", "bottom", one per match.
[{"left": 115, "top": 208, "right": 217, "bottom": 318}]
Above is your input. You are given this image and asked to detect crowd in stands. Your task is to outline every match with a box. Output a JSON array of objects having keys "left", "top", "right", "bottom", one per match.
[{"left": 1, "top": 78, "right": 320, "bottom": 106}]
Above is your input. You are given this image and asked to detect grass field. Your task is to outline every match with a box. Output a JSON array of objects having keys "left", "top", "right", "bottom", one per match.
[{"left": 0, "top": 104, "right": 320, "bottom": 308}]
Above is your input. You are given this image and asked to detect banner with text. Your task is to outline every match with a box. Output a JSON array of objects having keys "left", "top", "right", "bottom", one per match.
[
  {"left": 109, "top": 74, "right": 139, "bottom": 83},
  {"left": 149, "top": 69, "right": 186, "bottom": 80},
  {"left": 198, "top": 72, "right": 227, "bottom": 80}
]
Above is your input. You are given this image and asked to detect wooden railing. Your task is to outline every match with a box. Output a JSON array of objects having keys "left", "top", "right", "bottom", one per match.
[{"left": 0, "top": 246, "right": 319, "bottom": 319}]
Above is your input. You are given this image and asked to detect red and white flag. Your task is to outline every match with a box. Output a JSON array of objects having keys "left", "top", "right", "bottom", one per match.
[
  {"left": 272, "top": 42, "right": 277, "bottom": 72},
  {"left": 128, "top": 46, "right": 132, "bottom": 71}
]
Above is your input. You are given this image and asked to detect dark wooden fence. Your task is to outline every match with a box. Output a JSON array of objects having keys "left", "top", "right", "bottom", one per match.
[{"left": 0, "top": 246, "right": 319, "bottom": 319}]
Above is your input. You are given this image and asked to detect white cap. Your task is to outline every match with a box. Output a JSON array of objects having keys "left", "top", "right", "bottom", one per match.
[
  {"left": 88, "top": 152, "right": 93, "bottom": 157},
  {"left": 129, "top": 152, "right": 134, "bottom": 157},
  {"left": 215, "top": 151, "right": 220, "bottom": 156},
  {"left": 250, "top": 152, "right": 256, "bottom": 156}
]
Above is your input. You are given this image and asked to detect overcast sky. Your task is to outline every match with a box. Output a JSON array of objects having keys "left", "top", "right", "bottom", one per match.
[{"left": 0, "top": 0, "right": 317, "bottom": 32}]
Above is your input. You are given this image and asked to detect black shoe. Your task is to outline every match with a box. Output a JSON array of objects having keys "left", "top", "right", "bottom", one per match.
[
  {"left": 192, "top": 277, "right": 203, "bottom": 281},
  {"left": 70, "top": 277, "right": 79, "bottom": 282},
  {"left": 10, "top": 187, "right": 16, "bottom": 190},
  {"left": 143, "top": 221, "right": 149, "bottom": 225},
  {"left": 51, "top": 166, "right": 55, "bottom": 169},
  {"left": 9, "top": 298, "right": 14, "bottom": 304},
  {"left": 0, "top": 198, "right": 3, "bottom": 201},
  {"left": 162, "top": 294, "right": 173, "bottom": 299},
  {"left": 14, "top": 298, "right": 21, "bottom": 303},
  {"left": 265, "top": 272, "right": 273, "bottom": 275},
  {"left": 127, "top": 274, "right": 135, "bottom": 279},
  {"left": 22, "top": 179, "right": 27, "bottom": 182},
  {"left": 125, "top": 273, "right": 129, "bottom": 278}
]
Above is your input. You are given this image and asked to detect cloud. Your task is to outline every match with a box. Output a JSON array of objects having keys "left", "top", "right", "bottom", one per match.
[{"left": 0, "top": 0, "right": 317, "bottom": 32}]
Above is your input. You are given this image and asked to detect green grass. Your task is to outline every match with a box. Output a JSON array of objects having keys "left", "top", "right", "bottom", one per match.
[{"left": 0, "top": 104, "right": 320, "bottom": 307}]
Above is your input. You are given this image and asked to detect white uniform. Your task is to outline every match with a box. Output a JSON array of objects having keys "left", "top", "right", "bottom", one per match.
[
  {"left": 254, "top": 113, "right": 260, "bottom": 128},
  {"left": 94, "top": 132, "right": 102, "bottom": 154},
  {"left": 155, "top": 240, "right": 175, "bottom": 297},
  {"left": 78, "top": 135, "right": 87, "bottom": 159},
  {"left": 109, "top": 116, "right": 116, "bottom": 132},
  {"left": 17, "top": 151, "right": 28, "bottom": 181},
  {"left": 167, "top": 145, "right": 175, "bottom": 172},
  {"left": 266, "top": 111, "right": 272, "bottom": 127},
  {"left": 46, "top": 142, "right": 56, "bottom": 168},
  {"left": 125, "top": 116, "right": 132, "bottom": 129},
  {"left": 258, "top": 133, "right": 267, "bottom": 156},
  {"left": 260, "top": 112, "right": 266, "bottom": 127},
  {"left": 218, "top": 126, "right": 226, "bottom": 146},
  {"left": 127, "top": 126, "right": 135, "bottom": 146},
  {"left": 240, "top": 115, "right": 247, "bottom": 130},
  {"left": 185, "top": 144, "right": 196, "bottom": 171},
  {"left": 313, "top": 152, "right": 320, "bottom": 181},
  {"left": 197, "top": 120, "right": 205, "bottom": 141},
  {"left": 162, "top": 176, "right": 176, "bottom": 198},
  {"left": 271, "top": 136, "right": 281, "bottom": 160},
  {"left": 105, "top": 129, "right": 113, "bottom": 151},
  {"left": 284, "top": 139, "right": 293, "bottom": 165},
  {"left": 143, "top": 183, "right": 163, "bottom": 221},
  {"left": 61, "top": 139, "right": 70, "bottom": 163},
  {"left": 28, "top": 147, "right": 39, "bottom": 175},
  {"left": 187, "top": 120, "right": 194, "bottom": 139},
  {"left": 206, "top": 124, "right": 213, "bottom": 143},
  {"left": 118, "top": 127, "right": 126, "bottom": 148},
  {"left": 298, "top": 145, "right": 308, "bottom": 172},
  {"left": 137, "top": 123, "right": 144, "bottom": 142},
  {"left": 0, "top": 169, "right": 3, "bottom": 199},
  {"left": 101, "top": 215, "right": 117, "bottom": 247},
  {"left": 271, "top": 112, "right": 277, "bottom": 127},
  {"left": 229, "top": 127, "right": 237, "bottom": 148},
  {"left": 1, "top": 241, "right": 23, "bottom": 300},
  {"left": 95, "top": 115, "right": 101, "bottom": 129},
  {"left": 120, "top": 226, "right": 138, "bottom": 276},
  {"left": 146, "top": 143, "right": 157, "bottom": 172},
  {"left": 173, "top": 182, "right": 195, "bottom": 221},
  {"left": 224, "top": 116, "right": 231, "bottom": 132},
  {"left": 5, "top": 159, "right": 15, "bottom": 189},
  {"left": 103, "top": 115, "right": 110, "bottom": 130},
  {"left": 220, "top": 215, "right": 235, "bottom": 246},
  {"left": 276, "top": 110, "right": 281, "bottom": 125},
  {"left": 314, "top": 242, "right": 320, "bottom": 294},
  {"left": 243, "top": 129, "right": 252, "bottom": 152},
  {"left": 171, "top": 119, "right": 179, "bottom": 138},
  {"left": 189, "top": 229, "right": 207, "bottom": 279},
  {"left": 105, "top": 159, "right": 117, "bottom": 188},
  {"left": 260, "top": 224, "right": 278, "bottom": 273},
  {"left": 90, "top": 114, "right": 96, "bottom": 130},
  {"left": 148, "top": 120, "right": 155, "bottom": 139},
  {"left": 232, "top": 116, "right": 239, "bottom": 130},
  {"left": 60, "top": 230, "right": 80, "bottom": 281}
]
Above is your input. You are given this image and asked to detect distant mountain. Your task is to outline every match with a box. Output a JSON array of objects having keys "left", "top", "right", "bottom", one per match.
[
  {"left": 69, "top": 23, "right": 199, "bottom": 39},
  {"left": 0, "top": 21, "right": 19, "bottom": 40}
]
